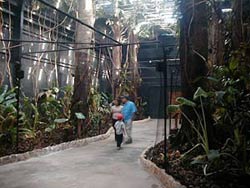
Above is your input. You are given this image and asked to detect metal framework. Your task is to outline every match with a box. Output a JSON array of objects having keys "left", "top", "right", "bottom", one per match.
[
  {"left": 0, "top": 0, "right": 180, "bottom": 153},
  {"left": 2, "top": 0, "right": 122, "bottom": 152}
]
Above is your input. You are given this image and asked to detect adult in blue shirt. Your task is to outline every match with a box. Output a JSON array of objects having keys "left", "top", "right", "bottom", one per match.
[{"left": 121, "top": 96, "right": 137, "bottom": 144}]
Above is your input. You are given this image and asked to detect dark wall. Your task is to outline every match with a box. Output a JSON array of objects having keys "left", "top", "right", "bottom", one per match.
[{"left": 138, "top": 36, "right": 181, "bottom": 118}]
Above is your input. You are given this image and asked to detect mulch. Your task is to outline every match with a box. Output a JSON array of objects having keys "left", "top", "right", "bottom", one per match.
[{"left": 146, "top": 141, "right": 250, "bottom": 188}]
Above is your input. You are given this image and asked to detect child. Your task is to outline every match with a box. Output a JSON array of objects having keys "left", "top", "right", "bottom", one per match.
[{"left": 114, "top": 113, "right": 126, "bottom": 150}]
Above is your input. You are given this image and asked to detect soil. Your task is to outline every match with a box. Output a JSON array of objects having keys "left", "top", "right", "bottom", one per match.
[
  {"left": 0, "top": 121, "right": 111, "bottom": 157},
  {"left": 146, "top": 141, "right": 250, "bottom": 188}
]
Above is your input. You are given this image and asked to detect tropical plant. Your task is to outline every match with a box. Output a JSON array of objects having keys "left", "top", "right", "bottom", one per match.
[
  {"left": 0, "top": 85, "right": 17, "bottom": 144},
  {"left": 168, "top": 87, "right": 210, "bottom": 156},
  {"left": 37, "top": 87, "right": 63, "bottom": 125},
  {"left": 86, "top": 88, "right": 111, "bottom": 135},
  {"left": 60, "top": 85, "right": 73, "bottom": 119},
  {"left": 168, "top": 43, "right": 250, "bottom": 177}
]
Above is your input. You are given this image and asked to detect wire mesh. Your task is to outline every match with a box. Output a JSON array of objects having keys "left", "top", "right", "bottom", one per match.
[{"left": 0, "top": 0, "right": 117, "bottom": 97}]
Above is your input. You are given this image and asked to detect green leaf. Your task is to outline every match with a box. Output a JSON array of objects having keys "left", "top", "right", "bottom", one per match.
[
  {"left": 229, "top": 58, "right": 239, "bottom": 71},
  {"left": 207, "top": 76, "right": 219, "bottom": 83},
  {"left": 19, "top": 128, "right": 36, "bottom": 138},
  {"left": 167, "top": 105, "right": 180, "bottom": 113},
  {"left": 45, "top": 124, "right": 56, "bottom": 132},
  {"left": 207, "top": 150, "right": 220, "bottom": 161},
  {"left": 192, "top": 76, "right": 204, "bottom": 84},
  {"left": 0, "top": 134, "right": 4, "bottom": 139},
  {"left": 54, "top": 118, "right": 68, "bottom": 124},
  {"left": 191, "top": 155, "right": 206, "bottom": 165},
  {"left": 193, "top": 87, "right": 208, "bottom": 100},
  {"left": 4, "top": 105, "right": 16, "bottom": 114},
  {"left": 5, "top": 93, "right": 16, "bottom": 100},
  {"left": 4, "top": 98, "right": 17, "bottom": 106},
  {"left": 176, "top": 97, "right": 196, "bottom": 107},
  {"left": 75, "top": 112, "right": 86, "bottom": 120},
  {"left": 0, "top": 85, "right": 8, "bottom": 103},
  {"left": 215, "top": 91, "right": 226, "bottom": 103},
  {"left": 234, "top": 128, "right": 241, "bottom": 146}
]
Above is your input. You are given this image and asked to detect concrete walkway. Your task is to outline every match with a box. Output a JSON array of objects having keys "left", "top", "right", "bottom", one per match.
[{"left": 0, "top": 119, "right": 163, "bottom": 188}]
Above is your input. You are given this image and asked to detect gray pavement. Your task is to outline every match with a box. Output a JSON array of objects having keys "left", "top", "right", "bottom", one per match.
[{"left": 0, "top": 119, "right": 163, "bottom": 188}]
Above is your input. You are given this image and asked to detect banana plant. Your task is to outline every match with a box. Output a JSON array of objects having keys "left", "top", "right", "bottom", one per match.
[{"left": 168, "top": 87, "right": 210, "bottom": 156}]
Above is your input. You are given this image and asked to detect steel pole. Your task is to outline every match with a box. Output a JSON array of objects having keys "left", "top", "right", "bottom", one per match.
[
  {"left": 163, "top": 47, "right": 168, "bottom": 172},
  {"left": 13, "top": 0, "right": 24, "bottom": 153}
]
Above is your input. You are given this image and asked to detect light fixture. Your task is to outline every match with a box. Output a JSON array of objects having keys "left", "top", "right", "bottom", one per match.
[
  {"left": 56, "top": 0, "right": 61, "bottom": 9},
  {"left": 38, "top": 69, "right": 43, "bottom": 81},
  {"left": 66, "top": 75, "right": 69, "bottom": 84},
  {"left": 27, "top": 67, "right": 32, "bottom": 80},
  {"left": 42, "top": 43, "right": 46, "bottom": 50},
  {"left": 48, "top": 70, "right": 53, "bottom": 82},
  {"left": 85, "top": 1, "right": 93, "bottom": 11},
  {"left": 222, "top": 8, "right": 232, "bottom": 13}
]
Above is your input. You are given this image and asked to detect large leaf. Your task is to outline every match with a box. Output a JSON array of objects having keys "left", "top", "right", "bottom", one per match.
[
  {"left": 0, "top": 134, "right": 4, "bottom": 139},
  {"left": 0, "top": 85, "right": 8, "bottom": 103},
  {"left": 207, "top": 76, "right": 219, "bottom": 83},
  {"left": 5, "top": 93, "right": 16, "bottom": 100},
  {"left": 75, "top": 112, "right": 86, "bottom": 120},
  {"left": 229, "top": 58, "right": 239, "bottom": 71},
  {"left": 193, "top": 87, "right": 208, "bottom": 100},
  {"left": 45, "top": 124, "right": 56, "bottom": 133},
  {"left": 191, "top": 155, "right": 206, "bottom": 165},
  {"left": 20, "top": 128, "right": 36, "bottom": 138},
  {"left": 207, "top": 150, "right": 220, "bottom": 161},
  {"left": 176, "top": 97, "right": 196, "bottom": 107},
  {"left": 54, "top": 118, "right": 69, "bottom": 124},
  {"left": 167, "top": 105, "right": 180, "bottom": 113},
  {"left": 215, "top": 91, "right": 226, "bottom": 103},
  {"left": 4, "top": 98, "right": 17, "bottom": 106},
  {"left": 3, "top": 105, "right": 16, "bottom": 114}
]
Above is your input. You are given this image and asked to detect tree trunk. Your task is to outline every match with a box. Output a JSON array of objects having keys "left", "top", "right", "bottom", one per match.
[
  {"left": 176, "top": 0, "right": 209, "bottom": 145},
  {"left": 111, "top": 0, "right": 122, "bottom": 97},
  {"left": 208, "top": 2, "right": 224, "bottom": 66},
  {"left": 128, "top": 30, "right": 140, "bottom": 101},
  {"left": 232, "top": 0, "right": 250, "bottom": 49},
  {"left": 232, "top": 0, "right": 243, "bottom": 50},
  {"left": 72, "top": 0, "right": 95, "bottom": 116},
  {"left": 231, "top": 0, "right": 250, "bottom": 66},
  {"left": 111, "top": 18, "right": 122, "bottom": 97}
]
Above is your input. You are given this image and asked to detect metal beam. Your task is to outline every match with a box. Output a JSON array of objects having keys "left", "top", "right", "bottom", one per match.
[
  {"left": 37, "top": 0, "right": 121, "bottom": 45},
  {"left": 10, "top": 0, "right": 25, "bottom": 153}
]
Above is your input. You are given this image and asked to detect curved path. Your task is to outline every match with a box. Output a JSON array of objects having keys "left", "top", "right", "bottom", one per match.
[{"left": 0, "top": 119, "right": 163, "bottom": 188}]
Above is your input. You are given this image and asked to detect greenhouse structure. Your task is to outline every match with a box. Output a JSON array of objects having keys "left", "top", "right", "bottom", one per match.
[{"left": 0, "top": 0, "right": 250, "bottom": 188}]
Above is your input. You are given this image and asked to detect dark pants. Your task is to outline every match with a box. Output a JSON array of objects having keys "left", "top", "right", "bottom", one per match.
[
  {"left": 112, "top": 119, "right": 117, "bottom": 140},
  {"left": 116, "top": 134, "right": 123, "bottom": 147}
]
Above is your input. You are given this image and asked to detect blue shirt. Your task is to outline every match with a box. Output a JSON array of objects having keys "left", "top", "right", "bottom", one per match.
[{"left": 121, "top": 101, "right": 137, "bottom": 122}]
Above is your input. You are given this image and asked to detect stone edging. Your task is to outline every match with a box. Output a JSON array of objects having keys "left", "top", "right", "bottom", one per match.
[
  {"left": 140, "top": 145, "right": 186, "bottom": 188},
  {"left": 134, "top": 116, "right": 151, "bottom": 124},
  {"left": 0, "top": 127, "right": 113, "bottom": 166}
]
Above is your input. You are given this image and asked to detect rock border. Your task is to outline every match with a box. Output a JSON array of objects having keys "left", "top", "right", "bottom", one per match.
[
  {"left": 0, "top": 127, "right": 113, "bottom": 166},
  {"left": 140, "top": 145, "right": 186, "bottom": 188},
  {"left": 134, "top": 116, "right": 151, "bottom": 124},
  {"left": 0, "top": 118, "right": 151, "bottom": 166}
]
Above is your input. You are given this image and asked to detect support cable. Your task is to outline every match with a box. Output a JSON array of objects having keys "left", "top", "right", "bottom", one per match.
[{"left": 36, "top": 0, "right": 121, "bottom": 45}]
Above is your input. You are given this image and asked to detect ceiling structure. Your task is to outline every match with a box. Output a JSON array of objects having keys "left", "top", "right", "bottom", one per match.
[{"left": 96, "top": 0, "right": 177, "bottom": 30}]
